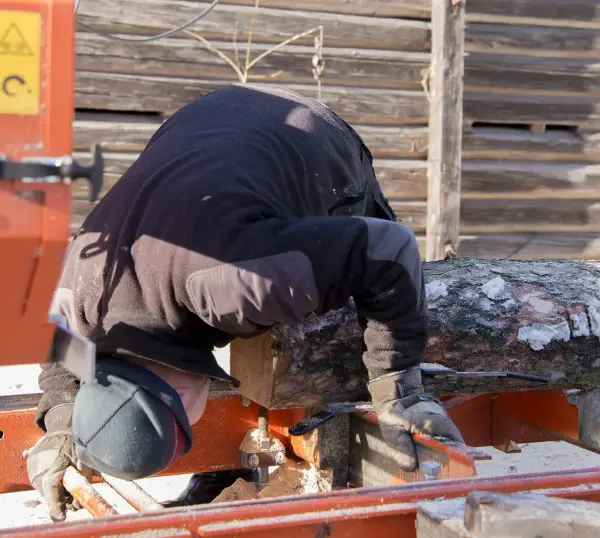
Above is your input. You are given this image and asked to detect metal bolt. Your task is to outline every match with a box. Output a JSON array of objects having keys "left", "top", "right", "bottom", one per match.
[
  {"left": 248, "top": 454, "right": 260, "bottom": 468},
  {"left": 275, "top": 451, "right": 286, "bottom": 465},
  {"left": 420, "top": 461, "right": 442, "bottom": 480}
]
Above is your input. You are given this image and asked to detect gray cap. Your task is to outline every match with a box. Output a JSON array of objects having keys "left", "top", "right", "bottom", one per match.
[{"left": 72, "top": 359, "right": 193, "bottom": 480}]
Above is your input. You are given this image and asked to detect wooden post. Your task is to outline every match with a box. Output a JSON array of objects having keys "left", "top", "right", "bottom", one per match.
[{"left": 425, "top": 0, "right": 466, "bottom": 261}]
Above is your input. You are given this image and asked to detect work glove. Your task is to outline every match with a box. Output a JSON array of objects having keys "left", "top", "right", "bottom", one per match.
[
  {"left": 26, "top": 404, "right": 93, "bottom": 522},
  {"left": 368, "top": 366, "right": 464, "bottom": 472}
]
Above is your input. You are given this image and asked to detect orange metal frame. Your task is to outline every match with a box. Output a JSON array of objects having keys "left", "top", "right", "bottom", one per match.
[
  {"left": 1, "top": 387, "right": 600, "bottom": 538},
  {"left": 0, "top": 389, "right": 587, "bottom": 493},
  {"left": 0, "top": 0, "right": 73, "bottom": 367}
]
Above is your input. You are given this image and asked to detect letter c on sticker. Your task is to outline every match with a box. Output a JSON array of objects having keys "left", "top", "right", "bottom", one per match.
[{"left": 2, "top": 75, "right": 26, "bottom": 96}]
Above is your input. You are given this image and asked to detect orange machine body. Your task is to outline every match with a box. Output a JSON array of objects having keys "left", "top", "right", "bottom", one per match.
[{"left": 0, "top": 0, "right": 73, "bottom": 365}]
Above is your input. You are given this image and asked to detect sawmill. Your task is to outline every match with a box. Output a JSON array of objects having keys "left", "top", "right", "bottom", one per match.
[{"left": 3, "top": 0, "right": 600, "bottom": 536}]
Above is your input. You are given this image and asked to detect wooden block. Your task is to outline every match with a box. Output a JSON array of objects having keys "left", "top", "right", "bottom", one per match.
[{"left": 417, "top": 491, "right": 600, "bottom": 537}]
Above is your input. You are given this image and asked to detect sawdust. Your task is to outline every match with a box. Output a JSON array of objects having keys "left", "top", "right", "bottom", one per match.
[
  {"left": 210, "top": 478, "right": 259, "bottom": 504},
  {"left": 210, "top": 461, "right": 332, "bottom": 504},
  {"left": 258, "top": 460, "right": 333, "bottom": 499}
]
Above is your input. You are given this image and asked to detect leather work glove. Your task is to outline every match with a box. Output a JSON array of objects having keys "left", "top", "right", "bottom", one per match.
[
  {"left": 26, "top": 404, "right": 93, "bottom": 522},
  {"left": 368, "top": 366, "right": 464, "bottom": 472}
]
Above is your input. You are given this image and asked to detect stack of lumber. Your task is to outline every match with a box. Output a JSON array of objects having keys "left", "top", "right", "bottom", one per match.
[{"left": 71, "top": 0, "right": 600, "bottom": 259}]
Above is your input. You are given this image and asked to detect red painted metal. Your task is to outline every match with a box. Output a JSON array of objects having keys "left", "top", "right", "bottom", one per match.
[
  {"left": 0, "top": 0, "right": 74, "bottom": 368},
  {"left": 100, "top": 473, "right": 163, "bottom": 512},
  {"left": 2, "top": 468, "right": 600, "bottom": 538},
  {"left": 62, "top": 467, "right": 117, "bottom": 517},
  {"left": 0, "top": 389, "right": 589, "bottom": 493},
  {"left": 0, "top": 394, "right": 307, "bottom": 492}
]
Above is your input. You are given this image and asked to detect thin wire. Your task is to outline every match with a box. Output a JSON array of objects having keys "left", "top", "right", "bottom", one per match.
[{"left": 74, "top": 0, "right": 222, "bottom": 42}]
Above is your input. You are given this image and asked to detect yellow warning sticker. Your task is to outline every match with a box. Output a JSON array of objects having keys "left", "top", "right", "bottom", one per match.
[{"left": 0, "top": 10, "right": 41, "bottom": 115}]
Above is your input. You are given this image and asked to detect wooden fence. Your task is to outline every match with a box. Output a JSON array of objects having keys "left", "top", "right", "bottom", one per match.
[{"left": 71, "top": 0, "right": 600, "bottom": 260}]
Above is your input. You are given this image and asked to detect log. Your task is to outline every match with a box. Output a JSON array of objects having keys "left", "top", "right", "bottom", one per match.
[
  {"left": 230, "top": 258, "right": 600, "bottom": 408},
  {"left": 425, "top": 0, "right": 466, "bottom": 260}
]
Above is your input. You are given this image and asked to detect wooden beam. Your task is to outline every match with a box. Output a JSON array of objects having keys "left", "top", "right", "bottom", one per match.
[
  {"left": 425, "top": 0, "right": 466, "bottom": 260},
  {"left": 230, "top": 258, "right": 600, "bottom": 408}
]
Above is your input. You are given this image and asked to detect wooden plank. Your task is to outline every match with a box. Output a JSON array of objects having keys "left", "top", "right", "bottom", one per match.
[
  {"left": 75, "top": 0, "right": 431, "bottom": 51},
  {"left": 75, "top": 32, "right": 430, "bottom": 90},
  {"left": 461, "top": 161, "right": 600, "bottom": 198},
  {"left": 69, "top": 148, "right": 600, "bottom": 206},
  {"left": 466, "top": 53, "right": 600, "bottom": 96},
  {"left": 464, "top": 91, "right": 600, "bottom": 129},
  {"left": 73, "top": 117, "right": 600, "bottom": 165},
  {"left": 468, "top": 0, "right": 599, "bottom": 23},
  {"left": 73, "top": 114, "right": 430, "bottom": 159},
  {"left": 217, "top": 0, "right": 432, "bottom": 19},
  {"left": 466, "top": 23, "right": 600, "bottom": 57},
  {"left": 73, "top": 112, "right": 161, "bottom": 152},
  {"left": 75, "top": 71, "right": 428, "bottom": 122},
  {"left": 457, "top": 232, "right": 600, "bottom": 260},
  {"left": 461, "top": 198, "right": 600, "bottom": 233},
  {"left": 426, "top": 0, "right": 466, "bottom": 261},
  {"left": 462, "top": 126, "right": 600, "bottom": 162},
  {"left": 70, "top": 149, "right": 429, "bottom": 198},
  {"left": 75, "top": 32, "right": 600, "bottom": 97},
  {"left": 230, "top": 258, "right": 600, "bottom": 408}
]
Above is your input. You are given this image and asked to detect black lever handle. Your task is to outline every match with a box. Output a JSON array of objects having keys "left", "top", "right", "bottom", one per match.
[
  {"left": 0, "top": 144, "right": 104, "bottom": 203},
  {"left": 63, "top": 144, "right": 104, "bottom": 203}
]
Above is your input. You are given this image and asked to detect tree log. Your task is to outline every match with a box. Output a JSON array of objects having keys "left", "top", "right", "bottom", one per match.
[{"left": 230, "top": 259, "right": 600, "bottom": 408}]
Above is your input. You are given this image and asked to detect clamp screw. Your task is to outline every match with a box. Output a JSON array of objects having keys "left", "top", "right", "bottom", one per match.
[
  {"left": 248, "top": 454, "right": 260, "bottom": 468},
  {"left": 420, "top": 461, "right": 442, "bottom": 480}
]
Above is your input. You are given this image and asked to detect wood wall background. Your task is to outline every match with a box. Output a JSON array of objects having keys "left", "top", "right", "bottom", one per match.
[{"left": 71, "top": 0, "right": 600, "bottom": 259}]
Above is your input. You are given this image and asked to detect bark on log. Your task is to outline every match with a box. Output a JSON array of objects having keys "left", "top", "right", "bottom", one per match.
[{"left": 230, "top": 259, "right": 600, "bottom": 408}]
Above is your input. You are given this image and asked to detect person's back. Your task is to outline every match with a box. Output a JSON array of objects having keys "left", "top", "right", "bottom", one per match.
[
  {"left": 28, "top": 83, "right": 463, "bottom": 522},
  {"left": 54, "top": 83, "right": 390, "bottom": 381}
]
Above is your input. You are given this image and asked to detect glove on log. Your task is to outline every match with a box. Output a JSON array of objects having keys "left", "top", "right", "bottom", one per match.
[
  {"left": 26, "top": 404, "right": 93, "bottom": 522},
  {"left": 368, "top": 366, "right": 464, "bottom": 472}
]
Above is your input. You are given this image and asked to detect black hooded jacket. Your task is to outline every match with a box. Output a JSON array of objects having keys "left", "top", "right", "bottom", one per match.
[{"left": 37, "top": 84, "right": 428, "bottom": 427}]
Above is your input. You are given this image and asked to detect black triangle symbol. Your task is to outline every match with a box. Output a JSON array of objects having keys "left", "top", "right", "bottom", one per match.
[{"left": 0, "top": 23, "right": 33, "bottom": 56}]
